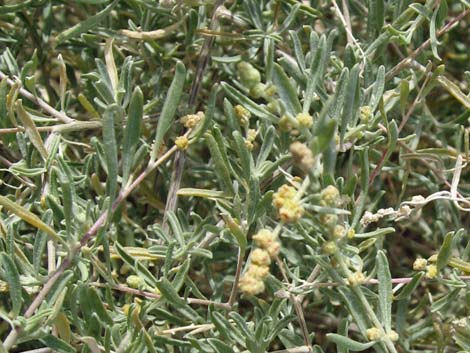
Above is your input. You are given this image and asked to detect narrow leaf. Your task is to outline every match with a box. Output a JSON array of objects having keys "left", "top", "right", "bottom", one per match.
[
  {"left": 377, "top": 250, "right": 392, "bottom": 332},
  {"left": 122, "top": 86, "right": 143, "bottom": 184},
  {"left": 273, "top": 63, "right": 301, "bottom": 116},
  {"left": 102, "top": 105, "right": 119, "bottom": 207},
  {"left": 0, "top": 195, "right": 61, "bottom": 243},
  {"left": 394, "top": 272, "right": 424, "bottom": 300},
  {"left": 0, "top": 253, "right": 22, "bottom": 317},
  {"left": 437, "top": 231, "right": 453, "bottom": 271},
  {"left": 56, "top": 0, "right": 119, "bottom": 43},
  {"left": 327, "top": 334, "right": 376, "bottom": 351},
  {"left": 16, "top": 100, "right": 48, "bottom": 159},
  {"left": 221, "top": 82, "right": 278, "bottom": 122},
  {"left": 152, "top": 61, "right": 186, "bottom": 159}
]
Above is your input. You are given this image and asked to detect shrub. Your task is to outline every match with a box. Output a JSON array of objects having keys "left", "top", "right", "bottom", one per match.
[{"left": 0, "top": 1, "right": 469, "bottom": 352}]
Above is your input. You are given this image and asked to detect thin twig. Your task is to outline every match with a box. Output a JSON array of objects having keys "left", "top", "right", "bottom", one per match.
[
  {"left": 92, "top": 283, "right": 230, "bottom": 310},
  {"left": 331, "top": 0, "right": 367, "bottom": 71},
  {"left": 0, "top": 70, "right": 74, "bottom": 123},
  {"left": 162, "top": 0, "right": 225, "bottom": 232},
  {"left": 227, "top": 247, "right": 244, "bottom": 307},
  {"left": 386, "top": 8, "right": 470, "bottom": 80},
  {"left": 369, "top": 66, "right": 432, "bottom": 185}
]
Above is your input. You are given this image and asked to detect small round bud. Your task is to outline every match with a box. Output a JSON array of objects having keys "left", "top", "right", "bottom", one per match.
[
  {"left": 175, "top": 136, "right": 189, "bottom": 150},
  {"left": 245, "top": 139, "right": 254, "bottom": 151},
  {"left": 267, "top": 100, "right": 281, "bottom": 114},
  {"left": 319, "top": 214, "right": 338, "bottom": 226},
  {"left": 347, "top": 228, "right": 356, "bottom": 239},
  {"left": 180, "top": 112, "right": 203, "bottom": 128},
  {"left": 246, "top": 264, "right": 270, "bottom": 279},
  {"left": 278, "top": 115, "right": 296, "bottom": 132},
  {"left": 290, "top": 141, "right": 315, "bottom": 171},
  {"left": 251, "top": 249, "right": 271, "bottom": 267},
  {"left": 237, "top": 62, "right": 261, "bottom": 89},
  {"left": 126, "top": 275, "right": 143, "bottom": 289},
  {"left": 279, "top": 199, "right": 304, "bottom": 223},
  {"left": 413, "top": 258, "right": 427, "bottom": 271},
  {"left": 273, "top": 185, "right": 297, "bottom": 208},
  {"left": 366, "top": 327, "right": 382, "bottom": 341},
  {"left": 296, "top": 113, "right": 313, "bottom": 128},
  {"left": 388, "top": 330, "right": 399, "bottom": 342},
  {"left": 239, "top": 273, "right": 265, "bottom": 295},
  {"left": 333, "top": 225, "right": 346, "bottom": 240},
  {"left": 425, "top": 264, "right": 438, "bottom": 279},
  {"left": 264, "top": 84, "right": 277, "bottom": 97},
  {"left": 252, "top": 229, "right": 275, "bottom": 249},
  {"left": 321, "top": 185, "right": 340, "bottom": 206},
  {"left": 322, "top": 241, "right": 337, "bottom": 255},
  {"left": 347, "top": 271, "right": 366, "bottom": 287},
  {"left": 360, "top": 105, "right": 372, "bottom": 123},
  {"left": 266, "top": 241, "right": 281, "bottom": 258},
  {"left": 250, "top": 82, "right": 267, "bottom": 99}
]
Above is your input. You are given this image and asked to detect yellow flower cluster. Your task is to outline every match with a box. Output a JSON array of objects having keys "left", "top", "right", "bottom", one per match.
[
  {"left": 180, "top": 111, "right": 204, "bottom": 128},
  {"left": 272, "top": 185, "right": 304, "bottom": 223},
  {"left": 234, "top": 105, "right": 251, "bottom": 126},
  {"left": 239, "top": 248, "right": 271, "bottom": 296},
  {"left": 252, "top": 229, "right": 281, "bottom": 258},
  {"left": 239, "top": 229, "right": 282, "bottom": 296},
  {"left": 413, "top": 258, "right": 438, "bottom": 279},
  {"left": 245, "top": 129, "right": 257, "bottom": 151}
]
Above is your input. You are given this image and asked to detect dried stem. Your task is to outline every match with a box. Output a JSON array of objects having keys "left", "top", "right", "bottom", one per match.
[{"left": 227, "top": 246, "right": 244, "bottom": 307}]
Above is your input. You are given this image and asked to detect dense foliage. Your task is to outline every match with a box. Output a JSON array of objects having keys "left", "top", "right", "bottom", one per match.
[{"left": 0, "top": 1, "right": 470, "bottom": 352}]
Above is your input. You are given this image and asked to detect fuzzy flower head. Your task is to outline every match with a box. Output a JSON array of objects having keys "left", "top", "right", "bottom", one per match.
[
  {"left": 126, "top": 275, "right": 143, "bottom": 289},
  {"left": 175, "top": 136, "right": 189, "bottom": 150},
  {"left": 250, "top": 82, "right": 267, "bottom": 99},
  {"left": 252, "top": 229, "right": 281, "bottom": 258},
  {"left": 425, "top": 264, "right": 438, "bottom": 279},
  {"left": 250, "top": 248, "right": 271, "bottom": 267},
  {"left": 290, "top": 141, "right": 315, "bottom": 171},
  {"left": 246, "top": 129, "right": 257, "bottom": 142},
  {"left": 180, "top": 112, "right": 203, "bottom": 128},
  {"left": 252, "top": 229, "right": 275, "bottom": 249},
  {"left": 388, "top": 330, "right": 399, "bottom": 342},
  {"left": 366, "top": 327, "right": 382, "bottom": 341},
  {"left": 333, "top": 225, "right": 346, "bottom": 240},
  {"left": 360, "top": 105, "right": 372, "bottom": 123},
  {"left": 278, "top": 115, "right": 296, "bottom": 132},
  {"left": 413, "top": 258, "right": 428, "bottom": 271},
  {"left": 273, "top": 184, "right": 297, "bottom": 209},
  {"left": 279, "top": 199, "right": 304, "bottom": 223},
  {"left": 296, "top": 112, "right": 313, "bottom": 128},
  {"left": 234, "top": 105, "right": 251, "bottom": 126},
  {"left": 239, "top": 274, "right": 265, "bottom": 296},
  {"left": 246, "top": 264, "right": 270, "bottom": 280},
  {"left": 320, "top": 185, "right": 340, "bottom": 206},
  {"left": 347, "top": 271, "right": 366, "bottom": 287}
]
